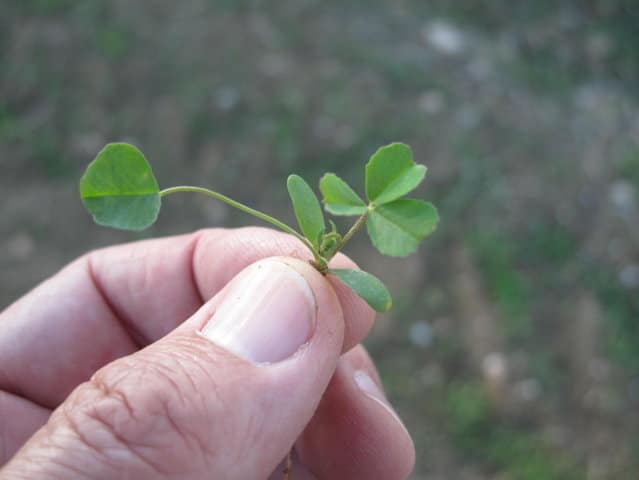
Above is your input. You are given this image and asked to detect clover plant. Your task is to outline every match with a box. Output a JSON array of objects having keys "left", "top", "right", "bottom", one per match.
[{"left": 79, "top": 142, "right": 438, "bottom": 312}]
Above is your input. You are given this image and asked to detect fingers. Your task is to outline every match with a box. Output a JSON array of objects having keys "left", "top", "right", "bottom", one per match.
[
  {"left": 3, "top": 258, "right": 347, "bottom": 479},
  {"left": 0, "top": 257, "right": 141, "bottom": 408},
  {"left": 0, "top": 231, "right": 202, "bottom": 408},
  {"left": 296, "top": 345, "right": 415, "bottom": 480},
  {"left": 0, "top": 392, "right": 50, "bottom": 465},
  {"left": 269, "top": 452, "right": 317, "bottom": 480},
  {"left": 0, "top": 227, "right": 374, "bottom": 409},
  {"left": 192, "top": 227, "right": 375, "bottom": 350}
]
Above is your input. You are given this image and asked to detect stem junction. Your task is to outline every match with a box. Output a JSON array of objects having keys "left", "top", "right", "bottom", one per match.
[{"left": 160, "top": 186, "right": 371, "bottom": 276}]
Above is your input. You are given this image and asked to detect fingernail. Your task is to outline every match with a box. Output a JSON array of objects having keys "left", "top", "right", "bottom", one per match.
[
  {"left": 200, "top": 259, "right": 316, "bottom": 364},
  {"left": 354, "top": 370, "right": 410, "bottom": 434}
]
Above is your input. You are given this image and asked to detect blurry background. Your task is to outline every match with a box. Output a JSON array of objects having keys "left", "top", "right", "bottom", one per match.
[{"left": 1, "top": 0, "right": 639, "bottom": 478}]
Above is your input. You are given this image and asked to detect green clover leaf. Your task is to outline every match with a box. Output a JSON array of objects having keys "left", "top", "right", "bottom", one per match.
[
  {"left": 365, "top": 142, "right": 427, "bottom": 205},
  {"left": 319, "top": 173, "right": 367, "bottom": 216},
  {"left": 329, "top": 268, "right": 392, "bottom": 312},
  {"left": 287, "top": 174, "right": 326, "bottom": 250},
  {"left": 80, "top": 143, "right": 160, "bottom": 230},
  {"left": 80, "top": 140, "right": 438, "bottom": 316},
  {"left": 366, "top": 199, "right": 439, "bottom": 257}
]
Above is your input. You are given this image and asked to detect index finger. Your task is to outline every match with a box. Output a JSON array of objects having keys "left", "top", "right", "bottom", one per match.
[{"left": 0, "top": 227, "right": 375, "bottom": 408}]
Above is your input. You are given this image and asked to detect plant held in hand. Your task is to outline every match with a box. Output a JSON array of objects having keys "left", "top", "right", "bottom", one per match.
[{"left": 79, "top": 142, "right": 438, "bottom": 312}]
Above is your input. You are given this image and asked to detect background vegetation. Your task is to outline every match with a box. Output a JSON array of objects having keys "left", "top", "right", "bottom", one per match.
[{"left": 2, "top": 1, "right": 638, "bottom": 478}]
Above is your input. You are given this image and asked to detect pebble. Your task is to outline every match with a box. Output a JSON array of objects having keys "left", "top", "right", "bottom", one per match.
[
  {"left": 514, "top": 378, "right": 541, "bottom": 403},
  {"left": 418, "top": 90, "right": 445, "bottom": 115},
  {"left": 421, "top": 20, "right": 465, "bottom": 55},
  {"left": 609, "top": 180, "right": 636, "bottom": 216},
  {"left": 482, "top": 352, "right": 508, "bottom": 383},
  {"left": 6, "top": 233, "right": 35, "bottom": 261},
  {"left": 409, "top": 321, "right": 433, "bottom": 348},
  {"left": 619, "top": 264, "right": 639, "bottom": 289},
  {"left": 213, "top": 86, "right": 240, "bottom": 111}
]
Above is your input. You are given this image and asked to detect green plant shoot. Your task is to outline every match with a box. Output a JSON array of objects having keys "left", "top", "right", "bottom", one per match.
[{"left": 79, "top": 142, "right": 438, "bottom": 312}]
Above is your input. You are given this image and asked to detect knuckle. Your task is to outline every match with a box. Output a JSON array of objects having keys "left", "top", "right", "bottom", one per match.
[
  {"left": 59, "top": 345, "right": 227, "bottom": 474},
  {"left": 58, "top": 371, "right": 169, "bottom": 475}
]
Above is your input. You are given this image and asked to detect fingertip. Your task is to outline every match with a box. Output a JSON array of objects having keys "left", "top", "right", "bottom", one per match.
[
  {"left": 297, "top": 346, "right": 415, "bottom": 480},
  {"left": 192, "top": 229, "right": 376, "bottom": 353},
  {"left": 342, "top": 344, "right": 383, "bottom": 388},
  {"left": 272, "top": 256, "right": 346, "bottom": 358},
  {"left": 343, "top": 346, "right": 416, "bottom": 477}
]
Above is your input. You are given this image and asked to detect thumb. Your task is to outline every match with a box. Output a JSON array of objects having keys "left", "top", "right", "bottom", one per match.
[{"left": 3, "top": 257, "right": 344, "bottom": 480}]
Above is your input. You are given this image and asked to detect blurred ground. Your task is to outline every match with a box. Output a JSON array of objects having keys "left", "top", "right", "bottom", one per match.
[{"left": 2, "top": 1, "right": 639, "bottom": 478}]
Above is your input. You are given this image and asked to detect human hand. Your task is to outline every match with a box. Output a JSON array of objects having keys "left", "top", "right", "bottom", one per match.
[{"left": 0, "top": 228, "right": 415, "bottom": 479}]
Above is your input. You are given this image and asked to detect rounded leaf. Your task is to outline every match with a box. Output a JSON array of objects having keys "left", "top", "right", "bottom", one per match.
[
  {"left": 366, "top": 199, "right": 438, "bottom": 257},
  {"left": 365, "top": 143, "right": 427, "bottom": 205},
  {"left": 319, "top": 173, "right": 367, "bottom": 216},
  {"left": 80, "top": 143, "right": 161, "bottom": 231}
]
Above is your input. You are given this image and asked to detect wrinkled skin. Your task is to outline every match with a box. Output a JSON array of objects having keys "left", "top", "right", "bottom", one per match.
[{"left": 0, "top": 228, "right": 414, "bottom": 479}]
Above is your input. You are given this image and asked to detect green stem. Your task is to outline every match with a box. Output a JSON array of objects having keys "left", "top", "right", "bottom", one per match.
[
  {"left": 325, "top": 209, "right": 369, "bottom": 262},
  {"left": 159, "top": 186, "right": 321, "bottom": 262}
]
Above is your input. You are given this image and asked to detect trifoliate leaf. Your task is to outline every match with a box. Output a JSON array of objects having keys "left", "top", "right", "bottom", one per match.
[
  {"left": 365, "top": 143, "right": 427, "bottom": 205},
  {"left": 319, "top": 173, "right": 367, "bottom": 216},
  {"left": 366, "top": 199, "right": 438, "bottom": 257},
  {"left": 287, "top": 174, "right": 325, "bottom": 249},
  {"left": 329, "top": 268, "right": 392, "bottom": 312},
  {"left": 80, "top": 143, "right": 161, "bottom": 230}
]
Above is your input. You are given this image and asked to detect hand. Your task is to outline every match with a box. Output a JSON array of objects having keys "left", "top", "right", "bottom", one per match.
[{"left": 0, "top": 227, "right": 415, "bottom": 479}]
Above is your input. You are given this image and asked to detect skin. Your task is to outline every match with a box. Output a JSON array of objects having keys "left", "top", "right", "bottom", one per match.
[{"left": 0, "top": 227, "right": 415, "bottom": 479}]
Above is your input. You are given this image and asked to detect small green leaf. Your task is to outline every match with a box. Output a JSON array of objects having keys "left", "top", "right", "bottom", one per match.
[
  {"left": 319, "top": 231, "right": 342, "bottom": 258},
  {"left": 329, "top": 268, "right": 392, "bottom": 312},
  {"left": 319, "top": 173, "right": 367, "bottom": 216},
  {"left": 366, "top": 199, "right": 438, "bottom": 257},
  {"left": 287, "top": 174, "right": 325, "bottom": 249},
  {"left": 80, "top": 143, "right": 161, "bottom": 230},
  {"left": 365, "top": 143, "right": 427, "bottom": 205}
]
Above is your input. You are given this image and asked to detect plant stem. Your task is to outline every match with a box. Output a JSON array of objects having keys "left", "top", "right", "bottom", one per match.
[
  {"left": 159, "top": 186, "right": 322, "bottom": 263},
  {"left": 327, "top": 209, "right": 369, "bottom": 261}
]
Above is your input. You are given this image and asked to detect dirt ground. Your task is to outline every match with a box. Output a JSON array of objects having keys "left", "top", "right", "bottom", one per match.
[{"left": 2, "top": 1, "right": 639, "bottom": 478}]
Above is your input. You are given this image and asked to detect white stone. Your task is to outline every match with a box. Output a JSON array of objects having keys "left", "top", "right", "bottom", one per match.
[
  {"left": 214, "top": 87, "right": 240, "bottom": 111},
  {"left": 620, "top": 264, "right": 639, "bottom": 289},
  {"left": 418, "top": 90, "right": 445, "bottom": 114},
  {"left": 609, "top": 180, "right": 636, "bottom": 215},
  {"left": 421, "top": 20, "right": 465, "bottom": 55},
  {"left": 409, "top": 321, "right": 433, "bottom": 348},
  {"left": 482, "top": 352, "right": 507, "bottom": 382}
]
